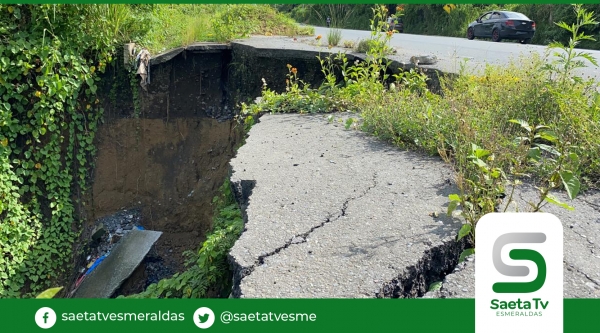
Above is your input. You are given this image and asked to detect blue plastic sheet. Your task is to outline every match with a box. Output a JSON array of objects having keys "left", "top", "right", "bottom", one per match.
[{"left": 84, "top": 254, "right": 107, "bottom": 276}]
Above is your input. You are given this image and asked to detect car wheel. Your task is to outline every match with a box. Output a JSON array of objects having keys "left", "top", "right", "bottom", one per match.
[
  {"left": 520, "top": 38, "right": 531, "bottom": 44},
  {"left": 467, "top": 27, "right": 475, "bottom": 40},
  {"left": 491, "top": 29, "right": 501, "bottom": 42}
]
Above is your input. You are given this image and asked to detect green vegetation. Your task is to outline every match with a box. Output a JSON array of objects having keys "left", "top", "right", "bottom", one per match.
[
  {"left": 128, "top": 179, "right": 243, "bottom": 298},
  {"left": 327, "top": 28, "right": 342, "bottom": 47},
  {"left": 342, "top": 40, "right": 356, "bottom": 49},
  {"left": 132, "top": 4, "right": 313, "bottom": 54},
  {"left": 0, "top": 4, "right": 307, "bottom": 298},
  {"left": 355, "top": 37, "right": 395, "bottom": 55},
  {"left": 241, "top": 5, "right": 600, "bottom": 259},
  {"left": 280, "top": 4, "right": 375, "bottom": 30},
  {"left": 0, "top": 4, "right": 117, "bottom": 298}
]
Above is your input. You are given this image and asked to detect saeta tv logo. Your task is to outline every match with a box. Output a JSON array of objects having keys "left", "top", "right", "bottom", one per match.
[
  {"left": 492, "top": 232, "right": 546, "bottom": 293},
  {"left": 475, "top": 213, "right": 563, "bottom": 333}
]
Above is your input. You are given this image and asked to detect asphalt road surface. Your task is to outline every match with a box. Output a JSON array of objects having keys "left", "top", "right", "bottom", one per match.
[{"left": 311, "top": 26, "right": 600, "bottom": 81}]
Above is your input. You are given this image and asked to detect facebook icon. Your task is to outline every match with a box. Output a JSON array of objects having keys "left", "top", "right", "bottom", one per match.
[{"left": 35, "top": 307, "right": 57, "bottom": 329}]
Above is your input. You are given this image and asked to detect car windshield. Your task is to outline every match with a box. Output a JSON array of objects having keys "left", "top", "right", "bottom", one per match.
[{"left": 503, "top": 12, "right": 530, "bottom": 20}]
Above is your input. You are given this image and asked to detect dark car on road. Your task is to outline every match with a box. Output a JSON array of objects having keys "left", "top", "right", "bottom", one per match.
[{"left": 467, "top": 11, "right": 536, "bottom": 44}]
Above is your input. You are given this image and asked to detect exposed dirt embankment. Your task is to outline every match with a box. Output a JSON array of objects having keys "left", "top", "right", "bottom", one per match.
[{"left": 90, "top": 117, "right": 242, "bottom": 277}]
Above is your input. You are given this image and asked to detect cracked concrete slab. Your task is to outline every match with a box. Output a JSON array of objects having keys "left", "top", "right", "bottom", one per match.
[
  {"left": 423, "top": 186, "right": 600, "bottom": 299},
  {"left": 227, "top": 113, "right": 600, "bottom": 299},
  {"left": 228, "top": 113, "right": 467, "bottom": 298}
]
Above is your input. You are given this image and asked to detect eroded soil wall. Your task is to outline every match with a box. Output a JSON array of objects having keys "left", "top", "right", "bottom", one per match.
[
  {"left": 75, "top": 46, "right": 245, "bottom": 295},
  {"left": 91, "top": 117, "right": 241, "bottom": 274}
]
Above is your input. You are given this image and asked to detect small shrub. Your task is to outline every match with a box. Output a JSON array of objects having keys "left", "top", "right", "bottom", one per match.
[
  {"left": 183, "top": 16, "right": 212, "bottom": 46},
  {"left": 355, "top": 38, "right": 373, "bottom": 53},
  {"left": 298, "top": 26, "right": 315, "bottom": 35},
  {"left": 355, "top": 38, "right": 394, "bottom": 55},
  {"left": 327, "top": 28, "right": 342, "bottom": 46},
  {"left": 343, "top": 40, "right": 355, "bottom": 48}
]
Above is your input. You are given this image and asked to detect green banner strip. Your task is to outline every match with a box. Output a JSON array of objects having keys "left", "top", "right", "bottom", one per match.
[{"left": 1, "top": 299, "right": 598, "bottom": 332}]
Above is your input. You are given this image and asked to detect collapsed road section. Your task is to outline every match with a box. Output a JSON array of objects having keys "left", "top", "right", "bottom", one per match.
[
  {"left": 228, "top": 113, "right": 600, "bottom": 299},
  {"left": 227, "top": 113, "right": 467, "bottom": 298}
]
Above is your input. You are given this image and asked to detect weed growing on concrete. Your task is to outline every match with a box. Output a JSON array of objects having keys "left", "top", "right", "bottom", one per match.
[{"left": 327, "top": 28, "right": 342, "bottom": 47}]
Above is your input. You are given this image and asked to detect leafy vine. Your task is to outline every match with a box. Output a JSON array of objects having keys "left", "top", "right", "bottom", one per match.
[{"left": 0, "top": 4, "right": 119, "bottom": 297}]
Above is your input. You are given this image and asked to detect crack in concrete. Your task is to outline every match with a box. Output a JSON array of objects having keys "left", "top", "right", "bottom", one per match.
[
  {"left": 564, "top": 260, "right": 600, "bottom": 287},
  {"left": 567, "top": 224, "right": 597, "bottom": 251},
  {"left": 237, "top": 172, "right": 379, "bottom": 288},
  {"left": 375, "top": 236, "right": 467, "bottom": 298},
  {"left": 569, "top": 224, "right": 585, "bottom": 238},
  {"left": 579, "top": 197, "right": 600, "bottom": 213}
]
